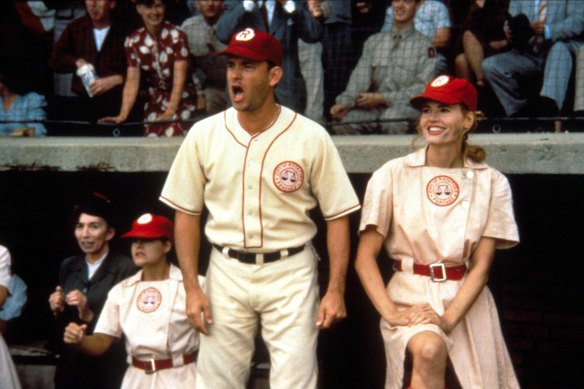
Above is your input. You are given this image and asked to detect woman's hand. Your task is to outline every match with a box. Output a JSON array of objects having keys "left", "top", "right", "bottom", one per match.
[
  {"left": 48, "top": 286, "right": 65, "bottom": 316},
  {"left": 64, "top": 323, "right": 88, "bottom": 345},
  {"left": 98, "top": 114, "right": 127, "bottom": 125},
  {"left": 65, "top": 289, "right": 94, "bottom": 323},
  {"left": 406, "top": 304, "right": 454, "bottom": 333}
]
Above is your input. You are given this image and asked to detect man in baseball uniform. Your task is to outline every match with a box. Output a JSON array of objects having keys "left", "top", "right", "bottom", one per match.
[{"left": 160, "top": 28, "right": 360, "bottom": 389}]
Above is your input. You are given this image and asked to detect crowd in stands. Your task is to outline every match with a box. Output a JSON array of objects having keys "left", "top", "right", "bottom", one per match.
[{"left": 0, "top": 0, "right": 583, "bottom": 137}]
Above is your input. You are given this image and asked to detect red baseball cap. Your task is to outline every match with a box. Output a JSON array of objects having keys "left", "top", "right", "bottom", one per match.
[
  {"left": 215, "top": 28, "right": 283, "bottom": 66},
  {"left": 122, "top": 213, "right": 173, "bottom": 241},
  {"left": 410, "top": 75, "right": 478, "bottom": 111}
]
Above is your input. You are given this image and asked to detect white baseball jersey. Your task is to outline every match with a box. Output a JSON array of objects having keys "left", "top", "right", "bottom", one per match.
[
  {"left": 95, "top": 264, "right": 202, "bottom": 388},
  {"left": 160, "top": 106, "right": 360, "bottom": 251}
]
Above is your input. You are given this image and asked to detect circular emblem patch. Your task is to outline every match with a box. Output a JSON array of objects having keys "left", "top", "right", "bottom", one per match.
[
  {"left": 426, "top": 176, "right": 459, "bottom": 206},
  {"left": 236, "top": 28, "right": 255, "bottom": 41},
  {"left": 273, "top": 161, "right": 304, "bottom": 193},
  {"left": 431, "top": 75, "right": 450, "bottom": 88},
  {"left": 137, "top": 213, "right": 153, "bottom": 224},
  {"left": 137, "top": 287, "right": 162, "bottom": 313}
]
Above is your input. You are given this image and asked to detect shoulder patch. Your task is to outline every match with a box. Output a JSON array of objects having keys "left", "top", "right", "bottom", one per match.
[{"left": 428, "top": 47, "right": 436, "bottom": 58}]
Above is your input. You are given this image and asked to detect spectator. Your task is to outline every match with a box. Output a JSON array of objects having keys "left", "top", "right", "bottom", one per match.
[
  {"left": 316, "top": 0, "right": 354, "bottom": 122},
  {"left": 382, "top": 0, "right": 451, "bottom": 75},
  {"left": 48, "top": 193, "right": 137, "bottom": 389},
  {"left": 215, "top": 0, "right": 323, "bottom": 113},
  {"left": 330, "top": 0, "right": 436, "bottom": 134},
  {"left": 63, "top": 213, "right": 203, "bottom": 388},
  {"left": 0, "top": 68, "right": 47, "bottom": 137},
  {"left": 454, "top": 0, "right": 509, "bottom": 88},
  {"left": 0, "top": 245, "right": 23, "bottom": 389},
  {"left": 181, "top": 0, "right": 229, "bottom": 115},
  {"left": 299, "top": 1, "right": 326, "bottom": 121},
  {"left": 574, "top": 44, "right": 584, "bottom": 113},
  {"left": 482, "top": 0, "right": 584, "bottom": 118},
  {"left": 0, "top": 262, "right": 27, "bottom": 340},
  {"left": 100, "top": 0, "right": 198, "bottom": 137},
  {"left": 49, "top": 0, "right": 129, "bottom": 126}
]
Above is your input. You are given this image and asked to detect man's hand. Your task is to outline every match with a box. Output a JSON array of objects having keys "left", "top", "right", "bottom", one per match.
[
  {"left": 316, "top": 290, "right": 346, "bottom": 329},
  {"left": 98, "top": 114, "right": 127, "bottom": 125},
  {"left": 89, "top": 75, "right": 123, "bottom": 97},
  {"left": 356, "top": 92, "right": 384, "bottom": 109},
  {"left": 531, "top": 21, "right": 545, "bottom": 36},
  {"left": 185, "top": 288, "right": 213, "bottom": 335},
  {"left": 330, "top": 103, "right": 350, "bottom": 120},
  {"left": 49, "top": 286, "right": 65, "bottom": 316}
]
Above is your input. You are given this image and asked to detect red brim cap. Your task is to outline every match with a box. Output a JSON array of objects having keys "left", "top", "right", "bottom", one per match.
[
  {"left": 121, "top": 213, "right": 173, "bottom": 241},
  {"left": 214, "top": 28, "right": 283, "bottom": 66},
  {"left": 410, "top": 75, "right": 478, "bottom": 111}
]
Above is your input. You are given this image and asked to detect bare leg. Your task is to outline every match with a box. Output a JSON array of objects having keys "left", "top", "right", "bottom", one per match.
[
  {"left": 407, "top": 331, "right": 448, "bottom": 389},
  {"left": 454, "top": 53, "right": 472, "bottom": 81},
  {"left": 462, "top": 30, "right": 486, "bottom": 86}
]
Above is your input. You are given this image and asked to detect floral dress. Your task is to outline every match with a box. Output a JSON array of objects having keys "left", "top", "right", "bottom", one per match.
[{"left": 125, "top": 21, "right": 197, "bottom": 137}]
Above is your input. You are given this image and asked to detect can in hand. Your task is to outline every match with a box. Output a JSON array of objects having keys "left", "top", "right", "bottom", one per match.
[{"left": 76, "top": 64, "right": 98, "bottom": 97}]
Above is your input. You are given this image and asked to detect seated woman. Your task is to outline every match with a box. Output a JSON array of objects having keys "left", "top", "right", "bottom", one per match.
[
  {"left": 63, "top": 213, "right": 202, "bottom": 388},
  {"left": 100, "top": 0, "right": 197, "bottom": 137},
  {"left": 355, "top": 76, "right": 520, "bottom": 388},
  {"left": 454, "top": 0, "right": 509, "bottom": 88},
  {"left": 0, "top": 69, "right": 47, "bottom": 137}
]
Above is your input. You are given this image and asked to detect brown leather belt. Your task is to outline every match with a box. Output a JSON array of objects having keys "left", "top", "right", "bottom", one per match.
[
  {"left": 393, "top": 261, "right": 467, "bottom": 282},
  {"left": 132, "top": 351, "right": 197, "bottom": 374},
  {"left": 213, "top": 244, "right": 304, "bottom": 264}
]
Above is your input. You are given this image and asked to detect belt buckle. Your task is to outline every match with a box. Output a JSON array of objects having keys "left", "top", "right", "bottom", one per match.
[
  {"left": 145, "top": 358, "right": 156, "bottom": 374},
  {"left": 429, "top": 263, "right": 446, "bottom": 282}
]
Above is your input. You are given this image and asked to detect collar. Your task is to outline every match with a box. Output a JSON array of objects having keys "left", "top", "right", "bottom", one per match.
[
  {"left": 125, "top": 263, "right": 182, "bottom": 286},
  {"left": 390, "top": 23, "right": 415, "bottom": 38},
  {"left": 405, "top": 146, "right": 489, "bottom": 169}
]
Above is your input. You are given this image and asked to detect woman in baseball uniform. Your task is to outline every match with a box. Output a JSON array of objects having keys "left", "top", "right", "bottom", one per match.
[
  {"left": 63, "top": 213, "right": 202, "bottom": 389},
  {"left": 355, "top": 76, "right": 520, "bottom": 389}
]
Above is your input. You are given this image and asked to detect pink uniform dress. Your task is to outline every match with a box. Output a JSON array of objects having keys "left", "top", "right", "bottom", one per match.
[
  {"left": 359, "top": 147, "right": 520, "bottom": 389},
  {"left": 125, "top": 21, "right": 197, "bottom": 137}
]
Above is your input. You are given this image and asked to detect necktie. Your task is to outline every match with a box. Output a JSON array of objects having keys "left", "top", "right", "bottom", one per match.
[
  {"left": 537, "top": 0, "right": 547, "bottom": 23},
  {"left": 207, "top": 26, "right": 217, "bottom": 53},
  {"left": 260, "top": 1, "right": 269, "bottom": 30}
]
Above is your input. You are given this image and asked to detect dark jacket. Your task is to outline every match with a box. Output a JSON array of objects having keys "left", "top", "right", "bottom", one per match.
[{"left": 53, "top": 251, "right": 137, "bottom": 389}]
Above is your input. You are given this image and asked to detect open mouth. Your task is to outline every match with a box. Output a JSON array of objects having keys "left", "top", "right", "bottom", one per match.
[
  {"left": 427, "top": 126, "right": 445, "bottom": 135},
  {"left": 231, "top": 86, "right": 244, "bottom": 101}
]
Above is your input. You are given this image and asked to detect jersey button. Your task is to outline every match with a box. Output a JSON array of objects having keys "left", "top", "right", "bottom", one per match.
[{"left": 248, "top": 185, "right": 253, "bottom": 190}]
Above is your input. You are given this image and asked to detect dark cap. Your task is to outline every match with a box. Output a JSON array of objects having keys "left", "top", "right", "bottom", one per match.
[
  {"left": 215, "top": 28, "right": 283, "bottom": 66},
  {"left": 410, "top": 75, "right": 478, "bottom": 111},
  {"left": 74, "top": 192, "right": 113, "bottom": 225},
  {"left": 122, "top": 213, "right": 174, "bottom": 241}
]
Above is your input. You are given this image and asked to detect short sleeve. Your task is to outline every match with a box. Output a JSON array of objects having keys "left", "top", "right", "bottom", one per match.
[
  {"left": 483, "top": 172, "right": 519, "bottom": 249},
  {"left": 359, "top": 165, "right": 393, "bottom": 238},
  {"left": 94, "top": 284, "right": 123, "bottom": 338},
  {"left": 160, "top": 129, "right": 206, "bottom": 215},
  {"left": 309, "top": 132, "right": 360, "bottom": 220},
  {"left": 173, "top": 28, "right": 191, "bottom": 61},
  {"left": 124, "top": 35, "right": 140, "bottom": 68},
  {"left": 0, "top": 246, "right": 11, "bottom": 288}
]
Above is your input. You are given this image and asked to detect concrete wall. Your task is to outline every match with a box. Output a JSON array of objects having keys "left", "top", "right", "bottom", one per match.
[{"left": 1, "top": 133, "right": 584, "bottom": 174}]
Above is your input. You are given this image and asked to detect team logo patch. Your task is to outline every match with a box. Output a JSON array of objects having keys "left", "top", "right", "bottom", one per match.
[
  {"left": 431, "top": 75, "right": 450, "bottom": 88},
  {"left": 273, "top": 161, "right": 304, "bottom": 193},
  {"left": 426, "top": 175, "right": 459, "bottom": 206},
  {"left": 236, "top": 28, "right": 255, "bottom": 41},
  {"left": 137, "top": 287, "right": 162, "bottom": 313},
  {"left": 137, "top": 213, "right": 153, "bottom": 224}
]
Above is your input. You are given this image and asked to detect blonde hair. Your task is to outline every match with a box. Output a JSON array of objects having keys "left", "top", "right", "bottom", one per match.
[{"left": 412, "top": 105, "right": 486, "bottom": 163}]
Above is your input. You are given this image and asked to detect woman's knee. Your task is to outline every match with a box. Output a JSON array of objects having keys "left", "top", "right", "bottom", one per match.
[{"left": 409, "top": 333, "right": 448, "bottom": 365}]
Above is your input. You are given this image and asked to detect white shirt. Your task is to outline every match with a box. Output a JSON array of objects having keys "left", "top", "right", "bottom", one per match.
[
  {"left": 86, "top": 251, "right": 107, "bottom": 279},
  {"left": 93, "top": 25, "right": 110, "bottom": 52}
]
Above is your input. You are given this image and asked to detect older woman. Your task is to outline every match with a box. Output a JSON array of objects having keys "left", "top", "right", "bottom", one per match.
[
  {"left": 100, "top": 0, "right": 197, "bottom": 137},
  {"left": 355, "top": 76, "right": 520, "bottom": 389},
  {"left": 48, "top": 193, "right": 137, "bottom": 389}
]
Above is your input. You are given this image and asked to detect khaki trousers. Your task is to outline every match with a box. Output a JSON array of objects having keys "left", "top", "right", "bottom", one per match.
[{"left": 196, "top": 245, "right": 320, "bottom": 389}]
